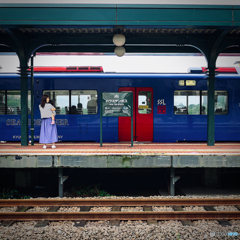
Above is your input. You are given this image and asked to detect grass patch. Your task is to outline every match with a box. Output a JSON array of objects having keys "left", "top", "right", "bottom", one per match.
[
  {"left": 71, "top": 184, "right": 113, "bottom": 197},
  {"left": 0, "top": 188, "right": 31, "bottom": 199}
]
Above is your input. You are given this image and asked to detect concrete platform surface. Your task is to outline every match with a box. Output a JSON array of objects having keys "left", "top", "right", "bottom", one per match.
[{"left": 0, "top": 142, "right": 240, "bottom": 168}]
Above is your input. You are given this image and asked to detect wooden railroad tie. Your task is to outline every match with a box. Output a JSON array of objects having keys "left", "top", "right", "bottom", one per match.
[
  {"left": 109, "top": 206, "right": 121, "bottom": 226},
  {"left": 172, "top": 206, "right": 194, "bottom": 226},
  {"left": 1, "top": 206, "right": 30, "bottom": 227},
  {"left": 73, "top": 206, "right": 91, "bottom": 227},
  {"left": 204, "top": 206, "right": 231, "bottom": 227},
  {"left": 35, "top": 206, "right": 60, "bottom": 228}
]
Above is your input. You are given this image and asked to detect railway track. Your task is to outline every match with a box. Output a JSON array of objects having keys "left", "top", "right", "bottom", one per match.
[{"left": 0, "top": 198, "right": 240, "bottom": 223}]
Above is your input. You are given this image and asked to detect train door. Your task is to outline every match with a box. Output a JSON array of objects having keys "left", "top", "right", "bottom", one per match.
[{"left": 118, "top": 87, "right": 153, "bottom": 142}]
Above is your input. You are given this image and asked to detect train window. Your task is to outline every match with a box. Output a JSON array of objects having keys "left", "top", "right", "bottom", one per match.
[
  {"left": 43, "top": 90, "right": 69, "bottom": 115},
  {"left": 174, "top": 90, "right": 228, "bottom": 115},
  {"left": 71, "top": 90, "right": 98, "bottom": 115},
  {"left": 201, "top": 92, "right": 208, "bottom": 115},
  {"left": 0, "top": 90, "right": 32, "bottom": 115},
  {"left": 0, "top": 91, "right": 5, "bottom": 115},
  {"left": 138, "top": 91, "right": 152, "bottom": 114},
  {"left": 174, "top": 91, "right": 200, "bottom": 115},
  {"left": 7, "top": 91, "right": 21, "bottom": 115},
  {"left": 202, "top": 91, "right": 228, "bottom": 115},
  {"left": 174, "top": 91, "right": 188, "bottom": 115},
  {"left": 215, "top": 91, "right": 228, "bottom": 115},
  {"left": 188, "top": 91, "right": 200, "bottom": 115}
]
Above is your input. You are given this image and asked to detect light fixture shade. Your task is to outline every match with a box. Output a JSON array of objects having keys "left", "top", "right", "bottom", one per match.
[
  {"left": 113, "top": 34, "right": 126, "bottom": 46},
  {"left": 114, "top": 46, "right": 125, "bottom": 57}
]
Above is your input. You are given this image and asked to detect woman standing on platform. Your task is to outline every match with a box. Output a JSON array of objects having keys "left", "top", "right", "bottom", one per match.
[{"left": 39, "top": 95, "right": 58, "bottom": 149}]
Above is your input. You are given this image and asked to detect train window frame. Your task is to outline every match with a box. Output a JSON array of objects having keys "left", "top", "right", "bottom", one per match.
[
  {"left": 202, "top": 90, "right": 228, "bottom": 115},
  {"left": 174, "top": 90, "right": 200, "bottom": 115},
  {"left": 0, "top": 90, "right": 31, "bottom": 115},
  {"left": 0, "top": 90, "right": 6, "bottom": 115},
  {"left": 138, "top": 91, "right": 152, "bottom": 114},
  {"left": 71, "top": 90, "right": 98, "bottom": 115},
  {"left": 174, "top": 90, "right": 228, "bottom": 115},
  {"left": 43, "top": 90, "right": 70, "bottom": 115},
  {"left": 42, "top": 90, "right": 98, "bottom": 115}
]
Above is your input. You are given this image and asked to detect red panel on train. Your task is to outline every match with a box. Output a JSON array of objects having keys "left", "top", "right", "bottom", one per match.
[
  {"left": 33, "top": 66, "right": 103, "bottom": 72},
  {"left": 118, "top": 87, "right": 153, "bottom": 142}
]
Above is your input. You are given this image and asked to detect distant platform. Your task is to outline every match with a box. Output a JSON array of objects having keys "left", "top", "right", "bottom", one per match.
[{"left": 0, "top": 142, "right": 240, "bottom": 169}]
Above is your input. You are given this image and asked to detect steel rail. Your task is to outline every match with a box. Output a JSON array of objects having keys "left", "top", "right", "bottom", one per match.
[
  {"left": 0, "top": 212, "right": 240, "bottom": 221},
  {"left": 0, "top": 199, "right": 240, "bottom": 207}
]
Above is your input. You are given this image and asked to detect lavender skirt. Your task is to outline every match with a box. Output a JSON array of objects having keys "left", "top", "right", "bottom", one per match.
[{"left": 39, "top": 118, "right": 58, "bottom": 144}]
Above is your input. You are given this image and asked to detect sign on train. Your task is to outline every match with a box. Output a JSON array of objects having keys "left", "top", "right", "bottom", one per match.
[
  {"left": 101, "top": 92, "right": 132, "bottom": 117},
  {"left": 100, "top": 92, "right": 133, "bottom": 147}
]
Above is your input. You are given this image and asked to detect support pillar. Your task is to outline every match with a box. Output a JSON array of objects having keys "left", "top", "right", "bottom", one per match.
[
  {"left": 19, "top": 65, "right": 29, "bottom": 146},
  {"left": 170, "top": 168, "right": 180, "bottom": 196},
  {"left": 58, "top": 168, "right": 68, "bottom": 198},
  {"left": 207, "top": 67, "right": 216, "bottom": 146},
  {"left": 30, "top": 55, "right": 35, "bottom": 146}
]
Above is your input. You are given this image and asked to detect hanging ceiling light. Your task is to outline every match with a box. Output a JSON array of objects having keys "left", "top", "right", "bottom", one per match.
[
  {"left": 114, "top": 46, "right": 126, "bottom": 57},
  {"left": 113, "top": 34, "right": 126, "bottom": 47}
]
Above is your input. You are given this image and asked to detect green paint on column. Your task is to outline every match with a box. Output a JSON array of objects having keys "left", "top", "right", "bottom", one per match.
[
  {"left": 20, "top": 67, "right": 29, "bottom": 146},
  {"left": 207, "top": 69, "right": 215, "bottom": 146}
]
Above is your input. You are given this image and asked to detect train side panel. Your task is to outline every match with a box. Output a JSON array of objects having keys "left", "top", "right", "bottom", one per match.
[{"left": 0, "top": 73, "right": 239, "bottom": 142}]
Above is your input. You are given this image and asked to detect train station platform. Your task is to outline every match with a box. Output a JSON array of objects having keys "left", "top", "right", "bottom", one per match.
[{"left": 0, "top": 142, "right": 240, "bottom": 169}]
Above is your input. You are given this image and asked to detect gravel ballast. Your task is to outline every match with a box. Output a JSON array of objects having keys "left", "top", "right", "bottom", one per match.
[
  {"left": 0, "top": 195, "right": 240, "bottom": 239},
  {"left": 1, "top": 219, "right": 240, "bottom": 240}
]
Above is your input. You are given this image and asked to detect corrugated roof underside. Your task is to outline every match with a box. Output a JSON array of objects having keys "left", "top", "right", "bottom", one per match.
[
  {"left": 0, "top": 28, "right": 239, "bottom": 35},
  {"left": 19, "top": 28, "right": 217, "bottom": 34}
]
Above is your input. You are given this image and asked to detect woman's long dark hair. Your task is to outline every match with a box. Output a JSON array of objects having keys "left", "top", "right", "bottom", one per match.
[
  {"left": 40, "top": 94, "right": 49, "bottom": 108},
  {"left": 49, "top": 99, "right": 55, "bottom": 107}
]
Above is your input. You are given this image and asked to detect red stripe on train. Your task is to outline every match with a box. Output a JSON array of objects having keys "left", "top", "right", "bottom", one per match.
[{"left": 33, "top": 66, "right": 103, "bottom": 72}]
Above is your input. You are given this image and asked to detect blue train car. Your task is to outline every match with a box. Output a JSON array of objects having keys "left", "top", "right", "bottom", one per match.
[{"left": 0, "top": 70, "right": 239, "bottom": 142}]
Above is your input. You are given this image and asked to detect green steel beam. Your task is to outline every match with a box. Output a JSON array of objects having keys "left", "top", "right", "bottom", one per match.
[
  {"left": 1, "top": 32, "right": 239, "bottom": 55},
  {"left": 20, "top": 66, "right": 29, "bottom": 146},
  {"left": 207, "top": 69, "right": 216, "bottom": 146},
  {"left": 35, "top": 45, "right": 201, "bottom": 54},
  {"left": 2, "top": 44, "right": 239, "bottom": 55},
  {"left": 24, "top": 33, "right": 194, "bottom": 47},
  {"left": 117, "top": 4, "right": 235, "bottom": 9},
  {"left": 117, "top": 9, "right": 232, "bottom": 25},
  {"left": 0, "top": 4, "right": 116, "bottom": 8},
  {"left": 1, "top": 33, "right": 239, "bottom": 55},
  {"left": 0, "top": 4, "right": 239, "bottom": 27},
  {"left": 235, "top": 9, "right": 240, "bottom": 23},
  {"left": 30, "top": 55, "right": 34, "bottom": 146},
  {"left": 0, "top": 6, "right": 116, "bottom": 26}
]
